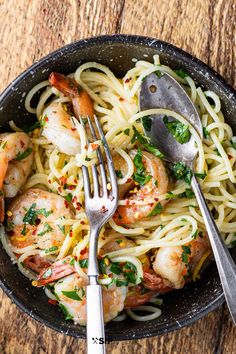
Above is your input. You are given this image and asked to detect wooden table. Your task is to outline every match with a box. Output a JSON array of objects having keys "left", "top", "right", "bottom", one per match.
[{"left": 0, "top": 0, "right": 235, "bottom": 353}]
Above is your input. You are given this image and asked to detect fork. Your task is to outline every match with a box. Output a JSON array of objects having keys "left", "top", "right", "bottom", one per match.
[{"left": 80, "top": 115, "right": 118, "bottom": 354}]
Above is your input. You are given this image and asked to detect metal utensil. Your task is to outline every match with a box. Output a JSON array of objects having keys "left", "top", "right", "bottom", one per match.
[
  {"left": 140, "top": 72, "right": 236, "bottom": 324},
  {"left": 80, "top": 115, "right": 118, "bottom": 354}
]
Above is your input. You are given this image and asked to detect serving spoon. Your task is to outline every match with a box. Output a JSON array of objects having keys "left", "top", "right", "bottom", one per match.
[{"left": 140, "top": 72, "right": 236, "bottom": 324}]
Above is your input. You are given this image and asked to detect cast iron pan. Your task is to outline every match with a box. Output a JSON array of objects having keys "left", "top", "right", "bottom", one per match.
[{"left": 0, "top": 35, "right": 236, "bottom": 340}]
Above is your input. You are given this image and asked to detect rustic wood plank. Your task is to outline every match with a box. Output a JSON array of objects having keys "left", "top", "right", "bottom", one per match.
[{"left": 0, "top": 0, "right": 235, "bottom": 353}]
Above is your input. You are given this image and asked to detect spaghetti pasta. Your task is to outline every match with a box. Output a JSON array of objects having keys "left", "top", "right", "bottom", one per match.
[{"left": 1, "top": 56, "right": 236, "bottom": 324}]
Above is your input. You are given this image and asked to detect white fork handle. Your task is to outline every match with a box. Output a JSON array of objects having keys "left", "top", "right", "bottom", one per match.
[{"left": 87, "top": 283, "right": 106, "bottom": 354}]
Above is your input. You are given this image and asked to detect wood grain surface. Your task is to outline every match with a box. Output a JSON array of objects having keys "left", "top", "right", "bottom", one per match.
[{"left": 0, "top": 0, "right": 235, "bottom": 353}]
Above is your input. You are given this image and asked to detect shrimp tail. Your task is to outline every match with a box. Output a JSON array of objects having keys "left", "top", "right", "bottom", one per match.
[
  {"left": 49, "top": 72, "right": 80, "bottom": 99},
  {"left": 49, "top": 72, "right": 94, "bottom": 119},
  {"left": 143, "top": 268, "right": 172, "bottom": 293},
  {"left": 35, "top": 256, "right": 75, "bottom": 286}
]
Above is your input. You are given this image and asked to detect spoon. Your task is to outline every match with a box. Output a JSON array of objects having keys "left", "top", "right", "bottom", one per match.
[{"left": 139, "top": 72, "right": 236, "bottom": 324}]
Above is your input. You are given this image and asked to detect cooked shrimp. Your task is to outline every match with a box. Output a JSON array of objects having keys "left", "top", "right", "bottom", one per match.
[
  {"left": 49, "top": 72, "right": 94, "bottom": 119},
  {"left": 41, "top": 72, "right": 94, "bottom": 155},
  {"left": 0, "top": 132, "right": 33, "bottom": 221},
  {"left": 7, "top": 188, "right": 74, "bottom": 250},
  {"left": 153, "top": 235, "right": 211, "bottom": 289},
  {"left": 42, "top": 102, "right": 82, "bottom": 155},
  {"left": 114, "top": 151, "right": 169, "bottom": 224},
  {"left": 54, "top": 273, "right": 127, "bottom": 324}
]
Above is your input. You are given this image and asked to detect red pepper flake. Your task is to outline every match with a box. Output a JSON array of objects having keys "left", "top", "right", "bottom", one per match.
[
  {"left": 119, "top": 97, "right": 125, "bottom": 101},
  {"left": 100, "top": 205, "right": 108, "bottom": 213},
  {"left": 80, "top": 248, "right": 87, "bottom": 256},
  {"left": 125, "top": 78, "right": 131, "bottom": 83},
  {"left": 150, "top": 203, "right": 154, "bottom": 207},
  {"left": 74, "top": 179, "right": 77, "bottom": 184},
  {"left": 59, "top": 176, "right": 67, "bottom": 186},
  {"left": 48, "top": 179, "right": 52, "bottom": 184},
  {"left": 72, "top": 196, "right": 77, "bottom": 203},
  {"left": 80, "top": 220, "right": 85, "bottom": 225},
  {"left": 228, "top": 154, "right": 232, "bottom": 160},
  {"left": 126, "top": 178, "right": 132, "bottom": 183},
  {"left": 58, "top": 187, "right": 62, "bottom": 193},
  {"left": 84, "top": 145, "right": 88, "bottom": 150},
  {"left": 125, "top": 200, "right": 130, "bottom": 206},
  {"left": 68, "top": 185, "right": 76, "bottom": 190},
  {"left": 69, "top": 230, "right": 73, "bottom": 237},
  {"left": 48, "top": 299, "right": 57, "bottom": 306},
  {"left": 42, "top": 8, "right": 47, "bottom": 14},
  {"left": 8, "top": 230, "right": 14, "bottom": 236},
  {"left": 20, "top": 140, "right": 25, "bottom": 148},
  {"left": 71, "top": 128, "right": 76, "bottom": 131},
  {"left": 32, "top": 229, "right": 37, "bottom": 235},
  {"left": 154, "top": 198, "right": 159, "bottom": 201},
  {"left": 91, "top": 143, "right": 99, "bottom": 151},
  {"left": 64, "top": 200, "right": 69, "bottom": 208}
]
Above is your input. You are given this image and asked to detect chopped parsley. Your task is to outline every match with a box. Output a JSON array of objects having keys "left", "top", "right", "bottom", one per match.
[
  {"left": 23, "top": 203, "right": 52, "bottom": 225},
  {"left": 195, "top": 172, "right": 207, "bottom": 180},
  {"left": 116, "top": 279, "right": 129, "bottom": 287},
  {"left": 45, "top": 246, "right": 58, "bottom": 254},
  {"left": 116, "top": 170, "right": 123, "bottom": 178},
  {"left": 59, "top": 303, "right": 73, "bottom": 320},
  {"left": 64, "top": 193, "right": 73, "bottom": 203},
  {"left": 181, "top": 245, "right": 191, "bottom": 264},
  {"left": 57, "top": 224, "right": 65, "bottom": 234},
  {"left": 123, "top": 262, "right": 138, "bottom": 284},
  {"left": 174, "top": 68, "right": 189, "bottom": 79},
  {"left": 110, "top": 263, "right": 122, "bottom": 275},
  {"left": 165, "top": 191, "right": 176, "bottom": 200},
  {"left": 192, "top": 230, "right": 198, "bottom": 239},
  {"left": 155, "top": 70, "right": 164, "bottom": 78},
  {"left": 133, "top": 147, "right": 152, "bottom": 186},
  {"left": 148, "top": 202, "right": 163, "bottom": 217},
  {"left": 21, "top": 224, "right": 27, "bottom": 236},
  {"left": 62, "top": 290, "right": 82, "bottom": 301},
  {"left": 22, "top": 120, "right": 41, "bottom": 133},
  {"left": 170, "top": 162, "right": 192, "bottom": 185},
  {"left": 38, "top": 223, "right": 53, "bottom": 236},
  {"left": 178, "top": 188, "right": 195, "bottom": 198},
  {"left": 124, "top": 128, "right": 130, "bottom": 136},
  {"left": 142, "top": 116, "right": 152, "bottom": 132},
  {"left": 203, "top": 127, "right": 209, "bottom": 138},
  {"left": 132, "top": 126, "right": 164, "bottom": 158},
  {"left": 163, "top": 116, "right": 191, "bottom": 144},
  {"left": 15, "top": 148, "right": 32, "bottom": 161},
  {"left": 79, "top": 259, "right": 88, "bottom": 268}
]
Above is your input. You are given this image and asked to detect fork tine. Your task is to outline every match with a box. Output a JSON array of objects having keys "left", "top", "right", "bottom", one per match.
[
  {"left": 94, "top": 115, "right": 118, "bottom": 197},
  {"left": 86, "top": 116, "right": 108, "bottom": 197},
  {"left": 81, "top": 165, "right": 92, "bottom": 198}
]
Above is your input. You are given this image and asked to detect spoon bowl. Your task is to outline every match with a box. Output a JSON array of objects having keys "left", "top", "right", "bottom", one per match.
[{"left": 139, "top": 72, "right": 201, "bottom": 163}]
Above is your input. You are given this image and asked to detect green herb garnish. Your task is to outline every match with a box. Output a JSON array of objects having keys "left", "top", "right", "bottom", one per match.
[
  {"left": 142, "top": 116, "right": 152, "bottom": 132},
  {"left": 181, "top": 245, "right": 191, "bottom": 263},
  {"left": 133, "top": 147, "right": 152, "bottom": 186},
  {"left": 45, "top": 246, "right": 58, "bottom": 254},
  {"left": 163, "top": 116, "right": 191, "bottom": 144},
  {"left": 62, "top": 290, "right": 82, "bottom": 301},
  {"left": 148, "top": 202, "right": 163, "bottom": 217},
  {"left": 124, "top": 128, "right": 130, "bottom": 136},
  {"left": 116, "top": 170, "right": 123, "bottom": 178},
  {"left": 38, "top": 223, "right": 53, "bottom": 236},
  {"left": 170, "top": 162, "right": 192, "bottom": 185},
  {"left": 79, "top": 259, "right": 88, "bottom": 268},
  {"left": 15, "top": 147, "right": 32, "bottom": 161},
  {"left": 132, "top": 126, "right": 164, "bottom": 158},
  {"left": 174, "top": 69, "right": 189, "bottom": 79}
]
